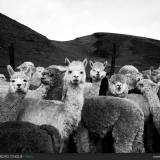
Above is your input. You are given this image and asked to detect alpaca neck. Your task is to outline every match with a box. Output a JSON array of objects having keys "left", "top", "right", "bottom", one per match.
[
  {"left": 4, "top": 91, "right": 25, "bottom": 105},
  {"left": 64, "top": 83, "right": 84, "bottom": 114},
  {"left": 0, "top": 91, "right": 25, "bottom": 122},
  {"left": 144, "top": 90, "right": 160, "bottom": 110},
  {"left": 144, "top": 90, "right": 160, "bottom": 132},
  {"left": 36, "top": 84, "right": 50, "bottom": 99},
  {"left": 92, "top": 80, "right": 102, "bottom": 94},
  {"left": 45, "top": 81, "right": 63, "bottom": 100},
  {"left": 61, "top": 83, "right": 84, "bottom": 138}
]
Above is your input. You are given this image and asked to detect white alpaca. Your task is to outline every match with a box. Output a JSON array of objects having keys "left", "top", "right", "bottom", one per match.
[
  {"left": 84, "top": 60, "right": 108, "bottom": 98},
  {"left": 0, "top": 65, "right": 30, "bottom": 122},
  {"left": 19, "top": 58, "right": 87, "bottom": 139}
]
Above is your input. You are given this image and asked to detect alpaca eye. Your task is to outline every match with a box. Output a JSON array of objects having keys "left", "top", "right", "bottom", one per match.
[
  {"left": 80, "top": 71, "right": 83, "bottom": 74},
  {"left": 23, "top": 79, "right": 27, "bottom": 82},
  {"left": 11, "top": 80, "right": 15, "bottom": 83},
  {"left": 68, "top": 71, "right": 72, "bottom": 74}
]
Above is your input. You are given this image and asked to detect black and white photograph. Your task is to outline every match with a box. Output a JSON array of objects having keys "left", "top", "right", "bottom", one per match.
[{"left": 0, "top": 0, "right": 160, "bottom": 159}]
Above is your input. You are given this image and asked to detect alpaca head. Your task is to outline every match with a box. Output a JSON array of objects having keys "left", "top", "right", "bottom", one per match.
[
  {"left": 30, "top": 66, "right": 45, "bottom": 83},
  {"left": 89, "top": 60, "right": 107, "bottom": 82},
  {"left": 7, "top": 65, "right": 30, "bottom": 96},
  {"left": 108, "top": 74, "right": 128, "bottom": 96},
  {"left": 41, "top": 67, "right": 65, "bottom": 87},
  {"left": 142, "top": 66, "right": 160, "bottom": 83},
  {"left": 0, "top": 74, "right": 6, "bottom": 81},
  {"left": 64, "top": 58, "right": 87, "bottom": 86},
  {"left": 17, "top": 61, "right": 36, "bottom": 77},
  {"left": 125, "top": 72, "right": 143, "bottom": 90},
  {"left": 137, "top": 79, "right": 160, "bottom": 94}
]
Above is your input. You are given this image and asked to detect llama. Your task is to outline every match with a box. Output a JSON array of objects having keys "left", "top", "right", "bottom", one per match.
[
  {"left": 0, "top": 65, "right": 30, "bottom": 122},
  {"left": 83, "top": 60, "right": 108, "bottom": 98},
  {"left": 19, "top": 58, "right": 87, "bottom": 143}
]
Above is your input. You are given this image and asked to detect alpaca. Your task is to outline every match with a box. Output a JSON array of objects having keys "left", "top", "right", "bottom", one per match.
[
  {"left": 108, "top": 74, "right": 160, "bottom": 152},
  {"left": 118, "top": 65, "right": 143, "bottom": 91},
  {"left": 84, "top": 60, "right": 108, "bottom": 98},
  {"left": 17, "top": 61, "right": 35, "bottom": 74},
  {"left": 19, "top": 58, "right": 87, "bottom": 144},
  {"left": 29, "top": 66, "right": 45, "bottom": 90},
  {"left": 0, "top": 65, "right": 30, "bottom": 122},
  {"left": 75, "top": 96, "right": 145, "bottom": 153},
  {"left": 136, "top": 79, "right": 160, "bottom": 132},
  {"left": 17, "top": 61, "right": 44, "bottom": 89},
  {"left": 98, "top": 65, "right": 142, "bottom": 96},
  {"left": 26, "top": 66, "right": 65, "bottom": 100},
  {"left": 0, "top": 121, "right": 62, "bottom": 153}
]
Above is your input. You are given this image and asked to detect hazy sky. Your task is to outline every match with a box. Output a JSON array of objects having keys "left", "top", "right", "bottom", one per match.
[{"left": 0, "top": 0, "right": 160, "bottom": 41}]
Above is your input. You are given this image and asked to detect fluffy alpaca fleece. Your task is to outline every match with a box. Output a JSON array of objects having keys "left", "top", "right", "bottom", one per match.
[
  {"left": 118, "top": 65, "right": 143, "bottom": 90},
  {"left": 19, "top": 58, "right": 87, "bottom": 142},
  {"left": 119, "top": 65, "right": 139, "bottom": 74},
  {"left": 137, "top": 79, "right": 160, "bottom": 132},
  {"left": 0, "top": 121, "right": 62, "bottom": 153},
  {"left": 108, "top": 74, "right": 160, "bottom": 152},
  {"left": 108, "top": 74, "right": 151, "bottom": 120},
  {"left": 17, "top": 61, "right": 35, "bottom": 73},
  {"left": 84, "top": 60, "right": 108, "bottom": 98},
  {"left": 26, "top": 66, "right": 65, "bottom": 100},
  {"left": 0, "top": 65, "right": 30, "bottom": 122},
  {"left": 0, "top": 81, "right": 9, "bottom": 99},
  {"left": 75, "top": 96, "right": 145, "bottom": 153}
]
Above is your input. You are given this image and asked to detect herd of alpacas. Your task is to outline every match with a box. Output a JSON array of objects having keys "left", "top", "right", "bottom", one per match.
[{"left": 0, "top": 58, "right": 160, "bottom": 153}]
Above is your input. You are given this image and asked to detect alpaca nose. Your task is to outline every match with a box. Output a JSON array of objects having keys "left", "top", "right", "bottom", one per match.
[
  {"left": 74, "top": 75, "right": 79, "bottom": 79},
  {"left": 17, "top": 84, "right": 21, "bottom": 87}
]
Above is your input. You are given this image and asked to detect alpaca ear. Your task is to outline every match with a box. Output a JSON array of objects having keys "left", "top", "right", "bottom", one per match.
[
  {"left": 89, "top": 60, "right": 93, "bottom": 68},
  {"left": 7, "top": 65, "right": 15, "bottom": 77},
  {"left": 103, "top": 60, "right": 108, "bottom": 68},
  {"left": 83, "top": 58, "right": 88, "bottom": 68},
  {"left": 16, "top": 64, "right": 22, "bottom": 70},
  {"left": 65, "top": 58, "right": 70, "bottom": 66}
]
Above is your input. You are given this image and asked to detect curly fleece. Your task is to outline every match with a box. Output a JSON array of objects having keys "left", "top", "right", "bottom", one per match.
[{"left": 75, "top": 96, "right": 145, "bottom": 153}]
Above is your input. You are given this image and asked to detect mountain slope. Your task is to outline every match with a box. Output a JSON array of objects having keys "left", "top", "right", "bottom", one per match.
[{"left": 0, "top": 13, "right": 160, "bottom": 77}]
